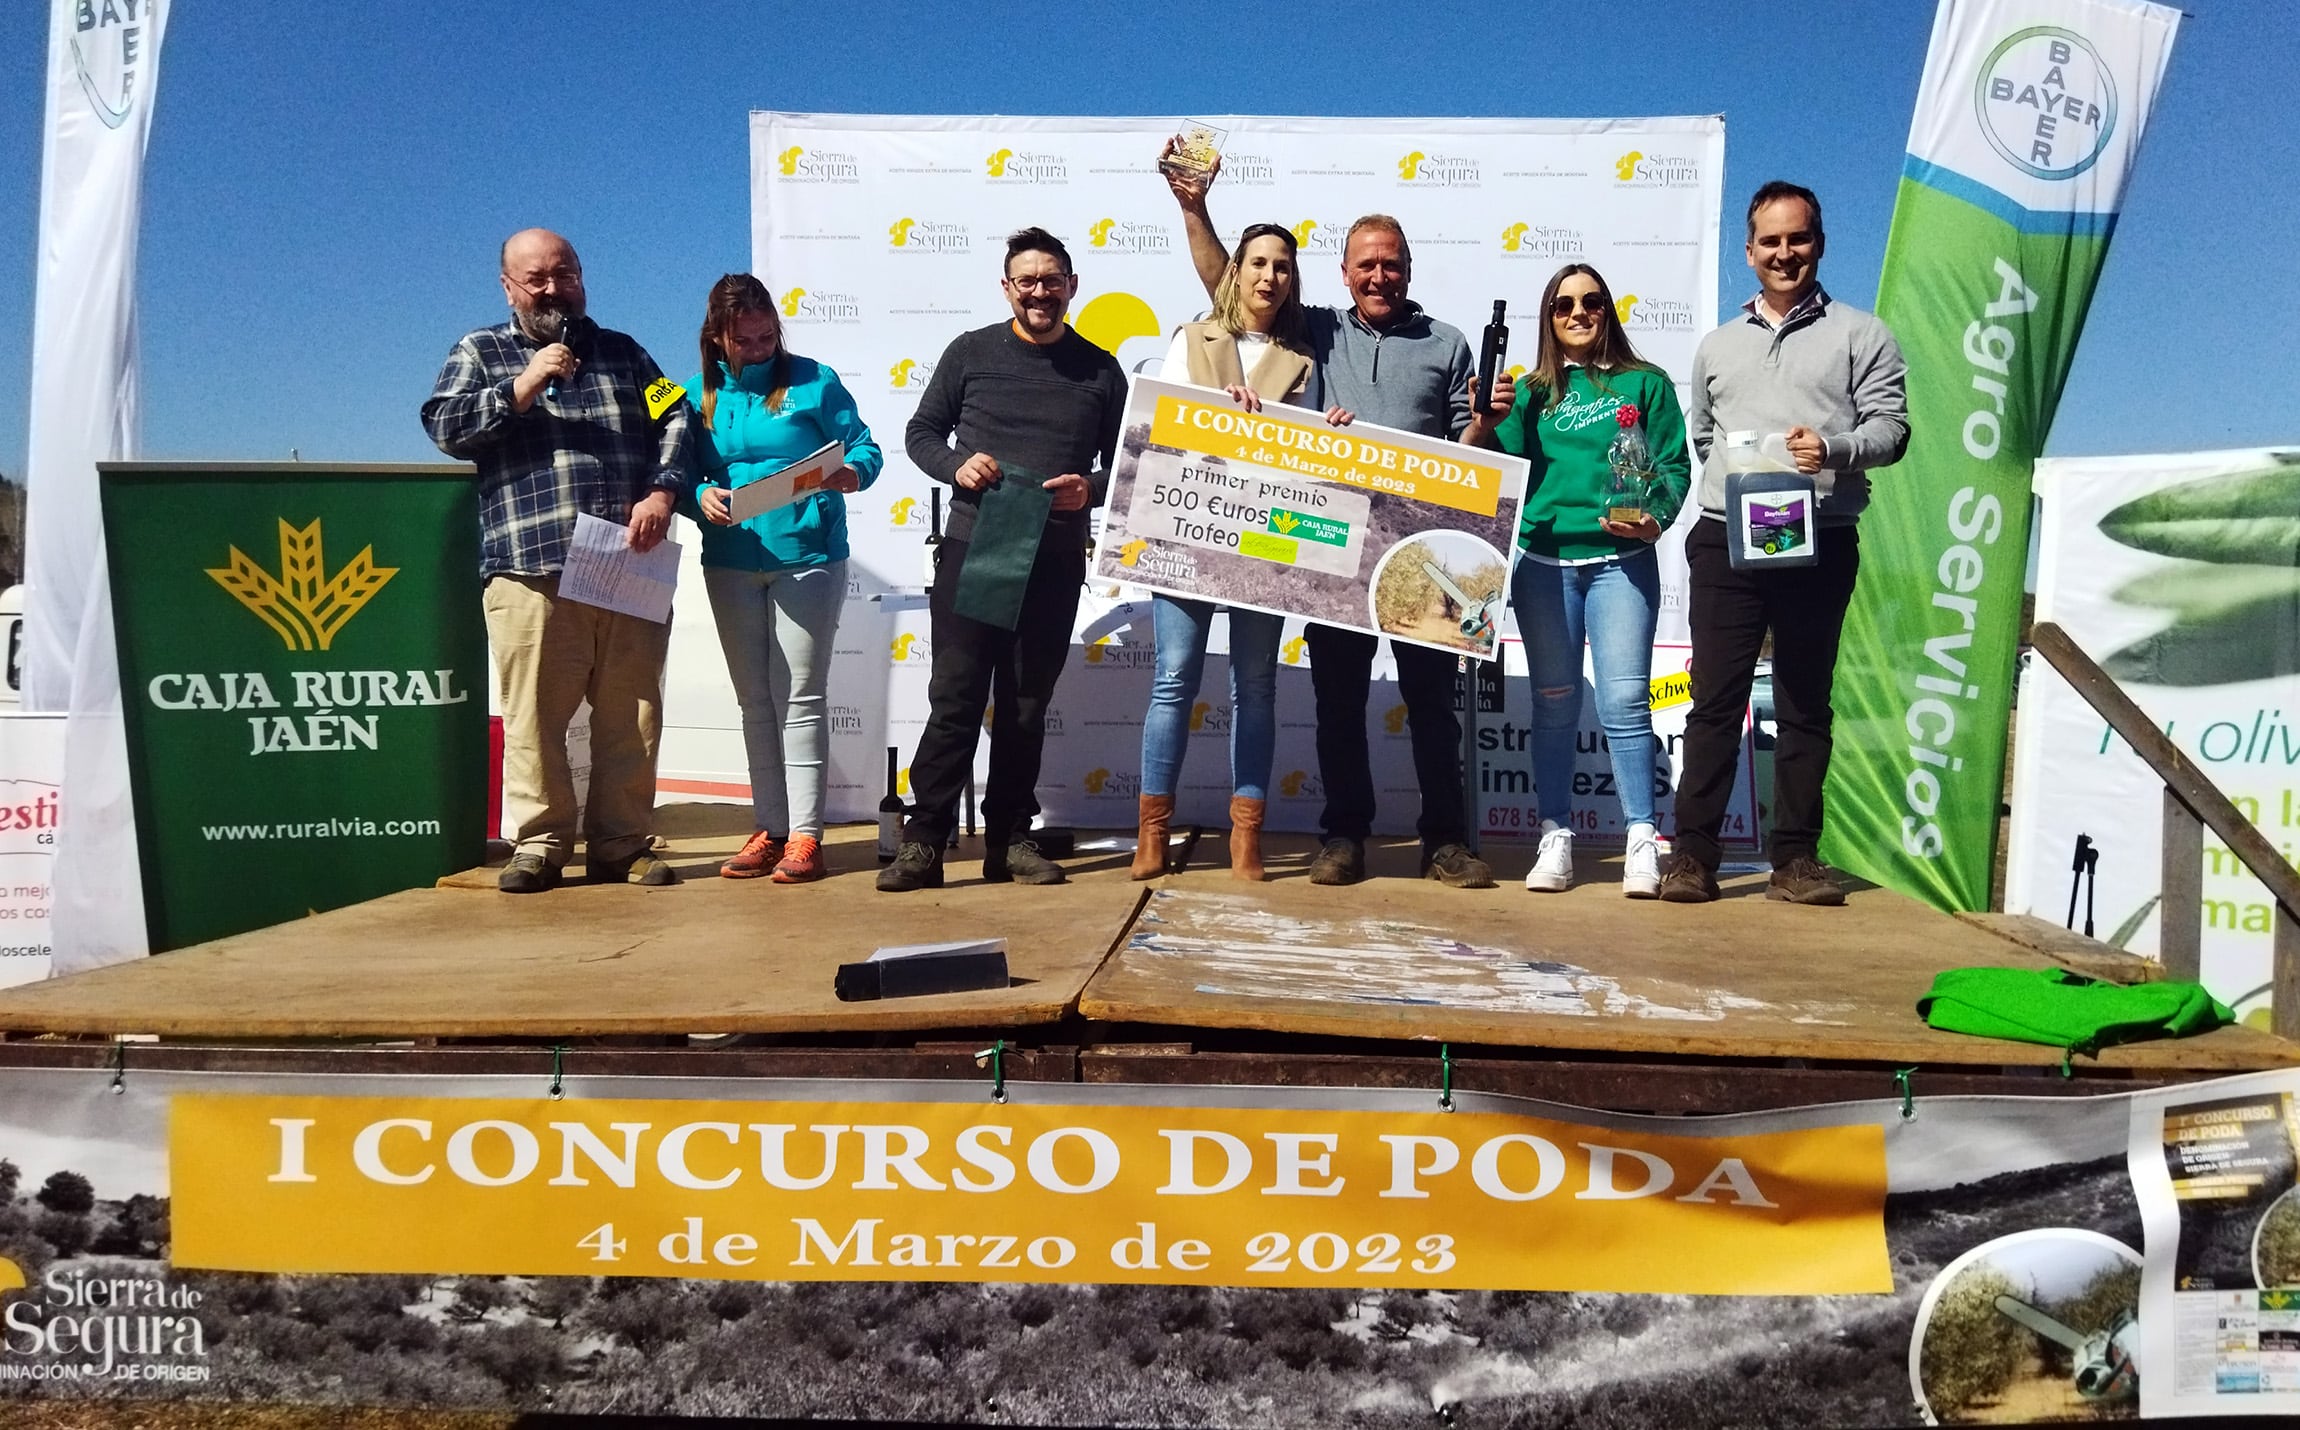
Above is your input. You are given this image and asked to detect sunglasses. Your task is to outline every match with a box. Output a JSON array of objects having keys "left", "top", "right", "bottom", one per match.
[
  {"left": 1238, "top": 222, "right": 1297, "bottom": 248},
  {"left": 1551, "top": 293, "right": 1610, "bottom": 317}
]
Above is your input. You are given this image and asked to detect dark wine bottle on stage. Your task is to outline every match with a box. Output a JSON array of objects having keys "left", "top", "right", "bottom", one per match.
[
  {"left": 1475, "top": 300, "right": 1508, "bottom": 415},
  {"left": 878, "top": 747, "right": 905, "bottom": 863}
]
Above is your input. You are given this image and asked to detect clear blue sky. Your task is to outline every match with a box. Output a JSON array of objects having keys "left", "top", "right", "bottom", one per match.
[{"left": 2, "top": 0, "right": 2294, "bottom": 480}]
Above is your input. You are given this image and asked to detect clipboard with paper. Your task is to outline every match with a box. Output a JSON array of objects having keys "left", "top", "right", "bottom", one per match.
[{"left": 726, "top": 439, "right": 845, "bottom": 523}]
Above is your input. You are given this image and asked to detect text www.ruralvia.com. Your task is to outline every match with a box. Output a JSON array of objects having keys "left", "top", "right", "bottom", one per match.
[{"left": 199, "top": 816, "right": 444, "bottom": 842}]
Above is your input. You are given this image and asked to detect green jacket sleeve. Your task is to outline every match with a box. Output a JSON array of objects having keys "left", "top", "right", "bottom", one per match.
[
  {"left": 1641, "top": 372, "right": 1692, "bottom": 529},
  {"left": 1492, "top": 374, "right": 1536, "bottom": 459}
]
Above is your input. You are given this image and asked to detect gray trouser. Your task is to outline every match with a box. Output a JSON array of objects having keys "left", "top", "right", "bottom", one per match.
[{"left": 702, "top": 561, "right": 845, "bottom": 837}]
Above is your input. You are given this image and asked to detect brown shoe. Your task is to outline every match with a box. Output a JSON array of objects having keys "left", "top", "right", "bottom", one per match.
[
  {"left": 1656, "top": 852, "right": 1719, "bottom": 903},
  {"left": 1228, "top": 796, "right": 1267, "bottom": 882},
  {"left": 1131, "top": 794, "right": 1176, "bottom": 880},
  {"left": 1768, "top": 856, "right": 1847, "bottom": 906}
]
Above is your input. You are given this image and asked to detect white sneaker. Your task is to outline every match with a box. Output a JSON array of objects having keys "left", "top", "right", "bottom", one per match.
[
  {"left": 1623, "top": 823, "right": 1661, "bottom": 899},
  {"left": 1525, "top": 821, "right": 1574, "bottom": 892}
]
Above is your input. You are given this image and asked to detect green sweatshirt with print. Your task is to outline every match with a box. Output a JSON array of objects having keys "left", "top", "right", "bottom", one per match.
[{"left": 1494, "top": 365, "right": 1691, "bottom": 561}]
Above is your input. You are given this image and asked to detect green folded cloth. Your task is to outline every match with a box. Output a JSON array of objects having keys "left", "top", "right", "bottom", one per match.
[
  {"left": 1918, "top": 967, "right": 2234, "bottom": 1056},
  {"left": 951, "top": 460, "right": 1055, "bottom": 630}
]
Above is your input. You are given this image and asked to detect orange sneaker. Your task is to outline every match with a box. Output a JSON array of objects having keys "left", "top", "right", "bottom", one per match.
[
  {"left": 771, "top": 834, "right": 826, "bottom": 883},
  {"left": 721, "top": 830, "right": 782, "bottom": 880}
]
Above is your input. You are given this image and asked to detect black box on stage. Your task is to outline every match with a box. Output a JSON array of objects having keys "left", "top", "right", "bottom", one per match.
[{"left": 835, "top": 939, "right": 1010, "bottom": 1002}]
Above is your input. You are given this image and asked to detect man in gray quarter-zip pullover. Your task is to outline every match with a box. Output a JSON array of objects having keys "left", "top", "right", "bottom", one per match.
[
  {"left": 1662, "top": 181, "right": 1909, "bottom": 909},
  {"left": 1167, "top": 150, "right": 1514, "bottom": 889}
]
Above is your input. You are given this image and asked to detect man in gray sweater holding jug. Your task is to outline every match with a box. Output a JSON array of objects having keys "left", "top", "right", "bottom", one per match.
[{"left": 1663, "top": 181, "right": 1909, "bottom": 907}]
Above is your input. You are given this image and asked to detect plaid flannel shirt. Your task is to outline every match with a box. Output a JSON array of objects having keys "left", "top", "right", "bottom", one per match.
[{"left": 421, "top": 319, "right": 695, "bottom": 576}]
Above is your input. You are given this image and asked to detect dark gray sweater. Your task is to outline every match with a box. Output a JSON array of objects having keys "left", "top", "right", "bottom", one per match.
[{"left": 903, "top": 322, "right": 1128, "bottom": 544}]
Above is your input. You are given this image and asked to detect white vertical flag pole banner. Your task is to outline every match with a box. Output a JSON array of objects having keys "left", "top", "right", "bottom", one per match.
[
  {"left": 25, "top": 0, "right": 169, "bottom": 972},
  {"left": 2007, "top": 450, "right": 2300, "bottom": 1030},
  {"left": 673, "top": 112, "right": 1733, "bottom": 841}
]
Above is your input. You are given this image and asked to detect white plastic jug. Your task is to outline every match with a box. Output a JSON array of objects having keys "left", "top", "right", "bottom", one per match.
[{"left": 1720, "top": 430, "right": 1819, "bottom": 570}]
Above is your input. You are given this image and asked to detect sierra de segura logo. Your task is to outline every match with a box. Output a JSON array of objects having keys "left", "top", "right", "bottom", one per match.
[
  {"left": 146, "top": 518, "right": 469, "bottom": 757},
  {"left": 1, "top": 1257, "right": 211, "bottom": 1384}
]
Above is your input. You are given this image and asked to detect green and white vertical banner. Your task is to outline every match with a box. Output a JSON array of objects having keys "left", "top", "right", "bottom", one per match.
[
  {"left": 101, "top": 464, "right": 487, "bottom": 952},
  {"left": 1825, "top": 0, "right": 2181, "bottom": 910}
]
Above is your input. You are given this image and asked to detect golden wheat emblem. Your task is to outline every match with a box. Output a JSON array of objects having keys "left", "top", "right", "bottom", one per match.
[{"left": 207, "top": 518, "right": 397, "bottom": 651}]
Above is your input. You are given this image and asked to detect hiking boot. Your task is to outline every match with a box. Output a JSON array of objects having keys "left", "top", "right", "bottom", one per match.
[
  {"left": 618, "top": 852, "right": 680, "bottom": 886},
  {"left": 1524, "top": 821, "right": 1574, "bottom": 893},
  {"left": 771, "top": 834, "right": 826, "bottom": 884},
  {"left": 1308, "top": 837, "right": 1365, "bottom": 886},
  {"left": 876, "top": 841, "right": 944, "bottom": 891},
  {"left": 1768, "top": 856, "right": 1847, "bottom": 906},
  {"left": 1131, "top": 794, "right": 1176, "bottom": 881},
  {"left": 498, "top": 852, "right": 560, "bottom": 894},
  {"left": 721, "top": 829, "right": 783, "bottom": 880},
  {"left": 1425, "top": 843, "right": 1495, "bottom": 889},
  {"left": 1621, "top": 823, "right": 1662, "bottom": 899},
  {"left": 985, "top": 836, "right": 1067, "bottom": 886},
  {"left": 1655, "top": 852, "right": 1720, "bottom": 904}
]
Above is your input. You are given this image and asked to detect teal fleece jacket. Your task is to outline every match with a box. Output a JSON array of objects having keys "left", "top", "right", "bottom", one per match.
[
  {"left": 1493, "top": 365, "right": 1691, "bottom": 561},
  {"left": 683, "top": 354, "right": 882, "bottom": 571}
]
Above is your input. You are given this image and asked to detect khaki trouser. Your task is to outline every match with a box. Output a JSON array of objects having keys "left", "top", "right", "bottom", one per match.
[{"left": 483, "top": 573, "right": 671, "bottom": 866}]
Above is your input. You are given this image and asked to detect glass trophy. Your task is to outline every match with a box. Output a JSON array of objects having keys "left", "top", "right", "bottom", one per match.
[{"left": 1159, "top": 120, "right": 1228, "bottom": 181}]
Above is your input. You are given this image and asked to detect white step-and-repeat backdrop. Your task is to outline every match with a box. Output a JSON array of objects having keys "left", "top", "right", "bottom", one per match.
[{"left": 653, "top": 112, "right": 1741, "bottom": 843}]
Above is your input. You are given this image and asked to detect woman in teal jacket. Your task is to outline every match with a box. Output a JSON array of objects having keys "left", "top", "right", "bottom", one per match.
[
  {"left": 1493, "top": 263, "right": 1690, "bottom": 899},
  {"left": 687, "top": 273, "right": 881, "bottom": 882}
]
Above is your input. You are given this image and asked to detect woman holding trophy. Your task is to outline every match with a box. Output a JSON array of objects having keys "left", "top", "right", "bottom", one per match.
[
  {"left": 1492, "top": 263, "right": 1689, "bottom": 898},
  {"left": 1133, "top": 142, "right": 1321, "bottom": 881}
]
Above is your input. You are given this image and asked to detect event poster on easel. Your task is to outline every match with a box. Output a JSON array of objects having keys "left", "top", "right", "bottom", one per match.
[{"left": 99, "top": 464, "right": 489, "bottom": 951}]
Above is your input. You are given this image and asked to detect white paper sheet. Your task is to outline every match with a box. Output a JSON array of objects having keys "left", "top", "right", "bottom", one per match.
[
  {"left": 559, "top": 512, "right": 680, "bottom": 624},
  {"left": 728, "top": 440, "right": 845, "bottom": 524}
]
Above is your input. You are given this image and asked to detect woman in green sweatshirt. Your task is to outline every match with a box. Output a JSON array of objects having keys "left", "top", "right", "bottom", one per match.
[{"left": 1492, "top": 263, "right": 1690, "bottom": 898}]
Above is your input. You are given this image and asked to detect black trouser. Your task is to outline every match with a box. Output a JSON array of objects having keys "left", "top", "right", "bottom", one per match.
[
  {"left": 1304, "top": 623, "right": 1467, "bottom": 853},
  {"left": 1674, "top": 518, "right": 1861, "bottom": 871},
  {"left": 902, "top": 537, "right": 1085, "bottom": 848}
]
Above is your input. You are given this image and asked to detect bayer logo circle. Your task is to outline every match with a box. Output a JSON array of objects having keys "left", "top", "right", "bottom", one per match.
[{"left": 1973, "top": 26, "right": 2120, "bottom": 182}]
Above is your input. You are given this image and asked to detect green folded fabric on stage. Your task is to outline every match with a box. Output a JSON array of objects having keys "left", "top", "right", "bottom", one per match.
[
  {"left": 1917, "top": 967, "right": 2234, "bottom": 1056},
  {"left": 951, "top": 460, "right": 1055, "bottom": 630}
]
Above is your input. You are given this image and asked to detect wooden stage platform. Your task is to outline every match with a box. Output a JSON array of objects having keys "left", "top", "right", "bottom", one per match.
[{"left": 0, "top": 805, "right": 2291, "bottom": 1106}]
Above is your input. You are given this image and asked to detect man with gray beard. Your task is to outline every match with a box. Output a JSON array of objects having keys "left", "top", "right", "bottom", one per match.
[{"left": 422, "top": 228, "right": 696, "bottom": 892}]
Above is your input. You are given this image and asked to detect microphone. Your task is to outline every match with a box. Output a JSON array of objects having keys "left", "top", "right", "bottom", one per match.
[{"left": 546, "top": 314, "right": 594, "bottom": 401}]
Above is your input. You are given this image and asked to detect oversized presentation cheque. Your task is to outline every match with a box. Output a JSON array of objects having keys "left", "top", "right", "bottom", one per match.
[{"left": 1093, "top": 379, "right": 1527, "bottom": 660}]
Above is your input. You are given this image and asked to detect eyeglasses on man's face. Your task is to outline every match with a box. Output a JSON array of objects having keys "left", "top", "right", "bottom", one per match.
[
  {"left": 1005, "top": 273, "right": 1073, "bottom": 294},
  {"left": 508, "top": 268, "right": 584, "bottom": 297}
]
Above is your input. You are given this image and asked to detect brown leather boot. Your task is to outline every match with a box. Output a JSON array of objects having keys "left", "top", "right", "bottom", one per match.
[
  {"left": 1228, "top": 796, "right": 1267, "bottom": 882},
  {"left": 1131, "top": 794, "right": 1176, "bottom": 880}
]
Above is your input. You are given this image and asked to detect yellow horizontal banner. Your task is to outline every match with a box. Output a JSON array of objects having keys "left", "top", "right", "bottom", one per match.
[
  {"left": 171, "top": 1094, "right": 1889, "bottom": 1295},
  {"left": 1147, "top": 396, "right": 1503, "bottom": 518}
]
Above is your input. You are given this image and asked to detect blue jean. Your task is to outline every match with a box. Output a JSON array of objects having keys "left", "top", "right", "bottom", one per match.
[
  {"left": 1140, "top": 596, "right": 1283, "bottom": 801},
  {"left": 702, "top": 561, "right": 845, "bottom": 837},
  {"left": 1509, "top": 548, "right": 1661, "bottom": 827}
]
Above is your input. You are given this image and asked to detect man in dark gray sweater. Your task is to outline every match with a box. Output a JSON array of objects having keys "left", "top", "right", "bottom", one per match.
[
  {"left": 879, "top": 228, "right": 1128, "bottom": 892},
  {"left": 1663, "top": 182, "right": 1909, "bottom": 906}
]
